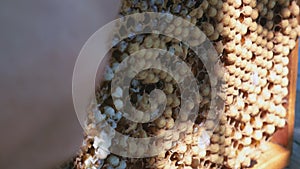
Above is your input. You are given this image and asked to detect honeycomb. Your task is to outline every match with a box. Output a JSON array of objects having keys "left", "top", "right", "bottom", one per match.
[{"left": 72, "top": 0, "right": 300, "bottom": 169}]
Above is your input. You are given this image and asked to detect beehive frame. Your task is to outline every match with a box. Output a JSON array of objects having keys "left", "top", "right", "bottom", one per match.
[
  {"left": 69, "top": 1, "right": 300, "bottom": 169},
  {"left": 71, "top": 43, "right": 298, "bottom": 169}
]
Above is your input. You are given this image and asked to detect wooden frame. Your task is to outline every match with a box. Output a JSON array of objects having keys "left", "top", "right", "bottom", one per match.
[{"left": 252, "top": 41, "right": 298, "bottom": 169}]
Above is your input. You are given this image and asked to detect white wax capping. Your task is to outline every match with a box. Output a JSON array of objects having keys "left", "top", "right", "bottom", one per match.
[
  {"left": 112, "top": 62, "right": 120, "bottom": 72},
  {"left": 93, "top": 136, "right": 105, "bottom": 149},
  {"left": 198, "top": 130, "right": 211, "bottom": 149},
  {"left": 114, "top": 99, "right": 124, "bottom": 110},
  {"left": 150, "top": 108, "right": 160, "bottom": 119},
  {"left": 114, "top": 111, "right": 122, "bottom": 122},
  {"left": 116, "top": 160, "right": 127, "bottom": 169},
  {"left": 104, "top": 106, "right": 115, "bottom": 117},
  {"left": 251, "top": 71, "right": 259, "bottom": 86},
  {"left": 104, "top": 66, "right": 114, "bottom": 81},
  {"left": 107, "top": 155, "right": 120, "bottom": 166},
  {"left": 94, "top": 132, "right": 112, "bottom": 158},
  {"left": 95, "top": 147, "right": 110, "bottom": 159},
  {"left": 107, "top": 119, "right": 117, "bottom": 129},
  {"left": 112, "top": 87, "right": 123, "bottom": 98},
  {"left": 93, "top": 108, "right": 106, "bottom": 122}
]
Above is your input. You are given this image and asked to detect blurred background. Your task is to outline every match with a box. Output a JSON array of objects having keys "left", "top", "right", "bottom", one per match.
[{"left": 0, "top": 0, "right": 120, "bottom": 169}]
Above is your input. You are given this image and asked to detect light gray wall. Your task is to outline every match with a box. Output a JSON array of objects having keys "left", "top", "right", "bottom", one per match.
[{"left": 0, "top": 1, "right": 120, "bottom": 169}]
